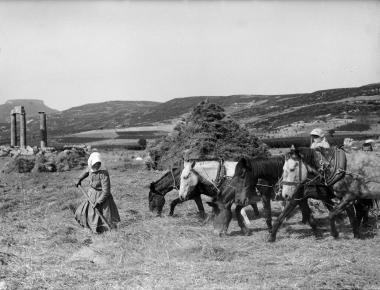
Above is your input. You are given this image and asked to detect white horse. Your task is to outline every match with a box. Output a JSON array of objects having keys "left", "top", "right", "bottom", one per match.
[
  {"left": 178, "top": 160, "right": 257, "bottom": 225},
  {"left": 281, "top": 149, "right": 380, "bottom": 238}
]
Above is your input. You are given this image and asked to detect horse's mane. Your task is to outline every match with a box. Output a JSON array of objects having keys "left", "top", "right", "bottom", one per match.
[
  {"left": 152, "top": 167, "right": 181, "bottom": 187},
  {"left": 235, "top": 155, "right": 285, "bottom": 179},
  {"left": 250, "top": 155, "right": 285, "bottom": 179},
  {"left": 295, "top": 147, "right": 335, "bottom": 169}
]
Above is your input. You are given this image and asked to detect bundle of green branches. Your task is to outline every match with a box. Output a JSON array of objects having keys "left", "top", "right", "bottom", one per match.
[{"left": 149, "top": 100, "right": 268, "bottom": 169}]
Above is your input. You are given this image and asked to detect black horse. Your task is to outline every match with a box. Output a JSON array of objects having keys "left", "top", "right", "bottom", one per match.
[
  {"left": 209, "top": 155, "right": 317, "bottom": 236},
  {"left": 149, "top": 167, "right": 206, "bottom": 217}
]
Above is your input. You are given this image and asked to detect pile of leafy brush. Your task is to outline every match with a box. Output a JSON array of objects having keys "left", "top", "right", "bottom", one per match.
[{"left": 149, "top": 100, "right": 268, "bottom": 169}]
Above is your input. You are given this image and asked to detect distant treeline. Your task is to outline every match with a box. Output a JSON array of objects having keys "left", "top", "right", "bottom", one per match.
[
  {"left": 90, "top": 144, "right": 145, "bottom": 150},
  {"left": 334, "top": 122, "right": 371, "bottom": 131},
  {"left": 115, "top": 131, "right": 168, "bottom": 139},
  {"left": 55, "top": 137, "right": 107, "bottom": 144},
  {"left": 262, "top": 133, "right": 379, "bottom": 148}
]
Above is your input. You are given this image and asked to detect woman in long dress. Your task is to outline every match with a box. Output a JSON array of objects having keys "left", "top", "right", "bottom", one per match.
[{"left": 75, "top": 152, "right": 120, "bottom": 233}]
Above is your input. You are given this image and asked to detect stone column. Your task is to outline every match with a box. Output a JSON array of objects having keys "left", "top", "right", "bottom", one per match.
[
  {"left": 39, "top": 112, "right": 47, "bottom": 148},
  {"left": 20, "top": 110, "right": 26, "bottom": 148},
  {"left": 10, "top": 113, "right": 17, "bottom": 147}
]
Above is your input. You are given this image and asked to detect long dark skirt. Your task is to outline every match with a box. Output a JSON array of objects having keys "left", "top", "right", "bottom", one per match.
[{"left": 75, "top": 188, "right": 120, "bottom": 233}]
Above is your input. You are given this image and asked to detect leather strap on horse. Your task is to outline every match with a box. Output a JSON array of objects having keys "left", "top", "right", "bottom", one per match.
[
  {"left": 324, "top": 147, "right": 347, "bottom": 186},
  {"left": 170, "top": 167, "right": 179, "bottom": 191},
  {"left": 215, "top": 159, "right": 226, "bottom": 188}
]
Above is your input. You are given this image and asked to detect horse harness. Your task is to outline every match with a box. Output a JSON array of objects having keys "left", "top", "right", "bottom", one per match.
[
  {"left": 282, "top": 147, "right": 347, "bottom": 189},
  {"left": 191, "top": 159, "right": 230, "bottom": 194},
  {"left": 152, "top": 167, "right": 179, "bottom": 197}
]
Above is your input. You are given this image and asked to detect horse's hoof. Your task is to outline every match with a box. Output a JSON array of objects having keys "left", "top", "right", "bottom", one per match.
[
  {"left": 354, "top": 233, "right": 361, "bottom": 239},
  {"left": 362, "top": 222, "right": 371, "bottom": 228},
  {"left": 267, "top": 235, "right": 276, "bottom": 243},
  {"left": 214, "top": 230, "right": 226, "bottom": 237},
  {"left": 198, "top": 212, "right": 207, "bottom": 220},
  {"left": 241, "top": 229, "right": 251, "bottom": 236},
  {"left": 331, "top": 232, "right": 339, "bottom": 239},
  {"left": 313, "top": 230, "right": 323, "bottom": 239}
]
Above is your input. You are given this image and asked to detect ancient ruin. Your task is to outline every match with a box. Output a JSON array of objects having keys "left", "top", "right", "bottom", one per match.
[
  {"left": 9, "top": 106, "right": 48, "bottom": 149},
  {"left": 10, "top": 106, "right": 26, "bottom": 148},
  {"left": 39, "top": 112, "right": 47, "bottom": 148}
]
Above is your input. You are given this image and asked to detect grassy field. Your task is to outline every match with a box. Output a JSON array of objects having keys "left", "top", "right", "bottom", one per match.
[{"left": 1, "top": 150, "right": 379, "bottom": 289}]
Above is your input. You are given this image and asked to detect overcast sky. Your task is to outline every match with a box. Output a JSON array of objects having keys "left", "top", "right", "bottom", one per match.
[{"left": 0, "top": 0, "right": 379, "bottom": 110}]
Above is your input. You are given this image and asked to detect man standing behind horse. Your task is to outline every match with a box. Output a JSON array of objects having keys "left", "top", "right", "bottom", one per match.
[{"left": 310, "top": 128, "right": 330, "bottom": 149}]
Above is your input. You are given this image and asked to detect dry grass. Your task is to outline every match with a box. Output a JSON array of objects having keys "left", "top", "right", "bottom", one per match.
[{"left": 0, "top": 150, "right": 379, "bottom": 289}]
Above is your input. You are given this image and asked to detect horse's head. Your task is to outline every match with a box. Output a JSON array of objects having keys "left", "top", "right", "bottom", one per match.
[
  {"left": 148, "top": 182, "right": 166, "bottom": 215},
  {"left": 179, "top": 161, "right": 199, "bottom": 201},
  {"left": 230, "top": 157, "right": 260, "bottom": 206},
  {"left": 281, "top": 148, "right": 308, "bottom": 200}
]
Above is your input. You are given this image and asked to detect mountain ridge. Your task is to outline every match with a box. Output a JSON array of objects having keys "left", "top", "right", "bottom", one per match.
[
  {"left": 0, "top": 83, "right": 379, "bottom": 145},
  {"left": 0, "top": 99, "right": 58, "bottom": 122}
]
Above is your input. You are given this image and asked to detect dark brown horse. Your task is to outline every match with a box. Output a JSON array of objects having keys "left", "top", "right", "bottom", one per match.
[{"left": 209, "top": 155, "right": 317, "bottom": 236}]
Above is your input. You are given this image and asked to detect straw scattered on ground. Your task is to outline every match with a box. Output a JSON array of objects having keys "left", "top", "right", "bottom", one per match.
[{"left": 0, "top": 150, "right": 379, "bottom": 289}]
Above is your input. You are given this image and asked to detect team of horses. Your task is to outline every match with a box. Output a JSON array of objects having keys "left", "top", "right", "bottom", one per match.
[{"left": 148, "top": 146, "right": 379, "bottom": 242}]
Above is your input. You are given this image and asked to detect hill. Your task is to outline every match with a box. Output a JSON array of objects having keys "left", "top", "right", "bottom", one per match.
[
  {"left": 0, "top": 100, "right": 159, "bottom": 145},
  {"left": 42, "top": 101, "right": 160, "bottom": 135},
  {"left": 0, "top": 99, "right": 58, "bottom": 122},
  {"left": 0, "top": 83, "right": 379, "bottom": 145}
]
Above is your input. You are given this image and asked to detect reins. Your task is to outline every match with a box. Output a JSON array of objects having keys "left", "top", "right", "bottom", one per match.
[
  {"left": 152, "top": 167, "right": 179, "bottom": 196},
  {"left": 191, "top": 159, "right": 225, "bottom": 193},
  {"left": 170, "top": 167, "right": 180, "bottom": 191}
]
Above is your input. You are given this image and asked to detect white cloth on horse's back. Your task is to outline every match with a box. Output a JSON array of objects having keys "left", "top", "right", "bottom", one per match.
[
  {"left": 185, "top": 161, "right": 220, "bottom": 182},
  {"left": 224, "top": 161, "right": 238, "bottom": 177}
]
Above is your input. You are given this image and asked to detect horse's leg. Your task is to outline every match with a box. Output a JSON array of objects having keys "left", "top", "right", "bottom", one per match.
[
  {"left": 268, "top": 199, "right": 298, "bottom": 242},
  {"left": 319, "top": 198, "right": 338, "bottom": 238},
  {"left": 345, "top": 204, "right": 360, "bottom": 239},
  {"left": 261, "top": 193, "right": 272, "bottom": 232},
  {"left": 193, "top": 195, "right": 206, "bottom": 219},
  {"left": 251, "top": 202, "right": 260, "bottom": 217},
  {"left": 328, "top": 194, "right": 356, "bottom": 238},
  {"left": 235, "top": 205, "right": 250, "bottom": 236},
  {"left": 362, "top": 202, "right": 370, "bottom": 227},
  {"left": 298, "top": 198, "right": 317, "bottom": 229},
  {"left": 169, "top": 198, "right": 183, "bottom": 216},
  {"left": 354, "top": 201, "right": 364, "bottom": 227},
  {"left": 356, "top": 199, "right": 371, "bottom": 227}
]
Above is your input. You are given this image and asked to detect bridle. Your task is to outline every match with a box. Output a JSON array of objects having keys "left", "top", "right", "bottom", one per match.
[
  {"left": 151, "top": 168, "right": 179, "bottom": 197},
  {"left": 281, "top": 153, "right": 322, "bottom": 188},
  {"left": 281, "top": 154, "right": 305, "bottom": 187}
]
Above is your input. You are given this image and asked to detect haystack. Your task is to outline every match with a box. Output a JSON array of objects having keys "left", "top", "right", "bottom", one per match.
[{"left": 149, "top": 100, "right": 268, "bottom": 169}]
